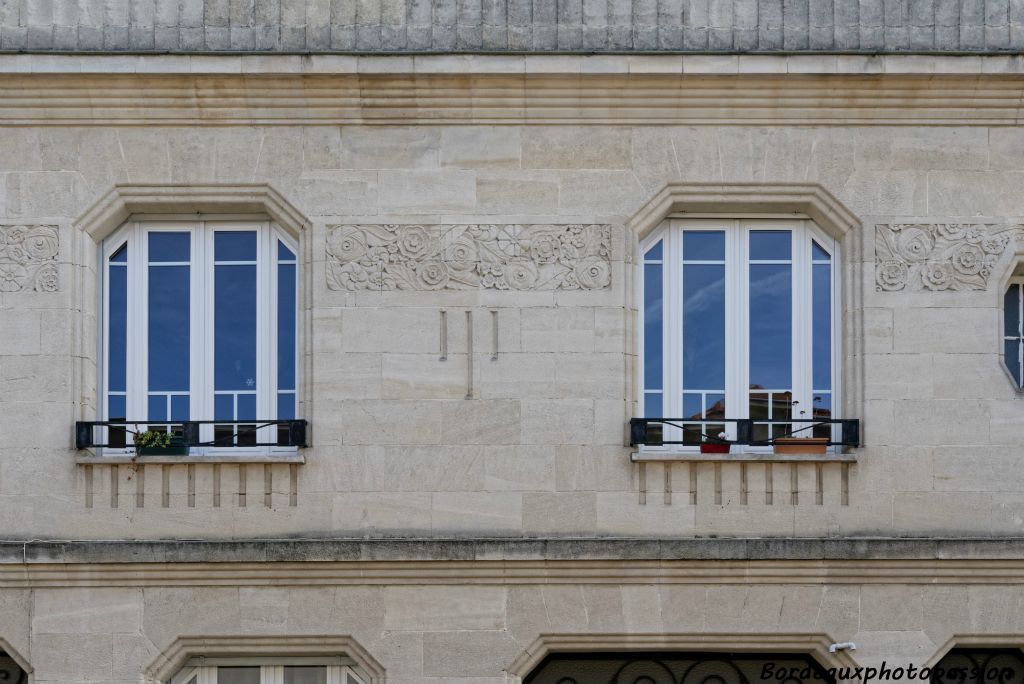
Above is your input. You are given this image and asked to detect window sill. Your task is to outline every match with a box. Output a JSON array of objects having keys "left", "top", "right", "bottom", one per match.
[
  {"left": 75, "top": 452, "right": 305, "bottom": 465},
  {"left": 630, "top": 450, "right": 857, "bottom": 464}
]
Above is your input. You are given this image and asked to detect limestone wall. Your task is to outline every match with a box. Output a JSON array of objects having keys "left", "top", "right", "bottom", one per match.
[{"left": 1, "top": 119, "right": 1023, "bottom": 539}]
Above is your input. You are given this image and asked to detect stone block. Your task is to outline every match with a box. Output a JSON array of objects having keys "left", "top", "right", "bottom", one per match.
[
  {"left": 521, "top": 491, "right": 597, "bottom": 533},
  {"left": 521, "top": 399, "right": 594, "bottom": 445},
  {"left": 522, "top": 126, "right": 631, "bottom": 170},
  {"left": 341, "top": 399, "right": 443, "bottom": 445},
  {"left": 378, "top": 170, "right": 476, "bottom": 213},
  {"left": 441, "top": 398, "right": 521, "bottom": 444},
  {"left": 430, "top": 491, "right": 523, "bottom": 532},
  {"left": 341, "top": 126, "right": 440, "bottom": 169},
  {"left": 893, "top": 307, "right": 995, "bottom": 354},
  {"left": 384, "top": 585, "right": 507, "bottom": 631},
  {"left": 483, "top": 445, "right": 555, "bottom": 490},
  {"left": 476, "top": 172, "right": 560, "bottom": 214},
  {"left": 382, "top": 353, "right": 465, "bottom": 399}
]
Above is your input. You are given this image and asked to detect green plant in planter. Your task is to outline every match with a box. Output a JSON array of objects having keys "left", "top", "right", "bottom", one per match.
[
  {"left": 132, "top": 429, "right": 188, "bottom": 455},
  {"left": 134, "top": 430, "right": 172, "bottom": 450}
]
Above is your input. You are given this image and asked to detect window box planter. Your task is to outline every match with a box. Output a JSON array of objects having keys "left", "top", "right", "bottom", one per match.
[
  {"left": 134, "top": 431, "right": 189, "bottom": 456},
  {"left": 699, "top": 442, "right": 731, "bottom": 454},
  {"left": 772, "top": 437, "right": 829, "bottom": 456}
]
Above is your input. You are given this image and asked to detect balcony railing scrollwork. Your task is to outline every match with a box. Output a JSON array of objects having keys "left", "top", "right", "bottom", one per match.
[
  {"left": 629, "top": 417, "right": 860, "bottom": 449},
  {"left": 75, "top": 419, "right": 308, "bottom": 450}
]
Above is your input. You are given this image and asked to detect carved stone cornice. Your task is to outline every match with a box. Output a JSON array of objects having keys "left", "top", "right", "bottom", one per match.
[
  {"left": 326, "top": 223, "right": 612, "bottom": 291},
  {"left": 2, "top": 73, "right": 1024, "bottom": 126},
  {"left": 874, "top": 222, "right": 1023, "bottom": 292},
  {"left": 0, "top": 224, "right": 59, "bottom": 292}
]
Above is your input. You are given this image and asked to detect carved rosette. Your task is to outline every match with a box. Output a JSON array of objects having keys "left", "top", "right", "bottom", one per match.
[
  {"left": 874, "top": 222, "right": 1020, "bottom": 292},
  {"left": 326, "top": 223, "right": 612, "bottom": 291},
  {"left": 0, "top": 225, "right": 59, "bottom": 293}
]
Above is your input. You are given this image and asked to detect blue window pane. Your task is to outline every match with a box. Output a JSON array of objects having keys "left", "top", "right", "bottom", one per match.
[
  {"left": 110, "top": 243, "right": 127, "bottom": 263},
  {"left": 683, "top": 231, "right": 725, "bottom": 261},
  {"left": 278, "top": 263, "right": 296, "bottom": 391},
  {"left": 749, "top": 263, "right": 792, "bottom": 390},
  {"left": 238, "top": 393, "right": 256, "bottom": 421},
  {"left": 814, "top": 393, "right": 832, "bottom": 419},
  {"left": 812, "top": 262, "right": 832, "bottom": 391},
  {"left": 148, "top": 264, "right": 190, "bottom": 392},
  {"left": 108, "top": 261, "right": 127, "bottom": 393},
  {"left": 750, "top": 230, "right": 791, "bottom": 260},
  {"left": 643, "top": 263, "right": 663, "bottom": 390},
  {"left": 278, "top": 240, "right": 296, "bottom": 261},
  {"left": 171, "top": 395, "right": 190, "bottom": 422},
  {"left": 643, "top": 392, "right": 661, "bottom": 419},
  {"left": 1005, "top": 285, "right": 1021, "bottom": 338},
  {"left": 215, "top": 264, "right": 257, "bottom": 391},
  {"left": 148, "top": 232, "right": 190, "bottom": 262},
  {"left": 683, "top": 393, "right": 702, "bottom": 419},
  {"left": 277, "top": 392, "right": 295, "bottom": 420},
  {"left": 215, "top": 231, "right": 257, "bottom": 261},
  {"left": 1006, "top": 340, "right": 1022, "bottom": 388},
  {"left": 683, "top": 264, "right": 725, "bottom": 390},
  {"left": 705, "top": 392, "right": 725, "bottom": 419},
  {"left": 148, "top": 394, "right": 166, "bottom": 421},
  {"left": 644, "top": 240, "right": 662, "bottom": 261},
  {"left": 215, "top": 394, "right": 234, "bottom": 421},
  {"left": 108, "top": 394, "right": 126, "bottom": 420},
  {"left": 812, "top": 240, "right": 831, "bottom": 261}
]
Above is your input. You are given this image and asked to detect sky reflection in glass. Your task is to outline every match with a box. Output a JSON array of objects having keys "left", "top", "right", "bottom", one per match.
[
  {"left": 749, "top": 263, "right": 792, "bottom": 390},
  {"left": 215, "top": 231, "right": 257, "bottom": 393},
  {"left": 148, "top": 232, "right": 190, "bottom": 393}
]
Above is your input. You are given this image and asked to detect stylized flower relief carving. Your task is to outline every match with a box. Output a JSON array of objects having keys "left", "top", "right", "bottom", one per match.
[
  {"left": 325, "top": 223, "right": 612, "bottom": 291},
  {"left": 0, "top": 224, "right": 59, "bottom": 293},
  {"left": 875, "top": 222, "right": 1018, "bottom": 292}
]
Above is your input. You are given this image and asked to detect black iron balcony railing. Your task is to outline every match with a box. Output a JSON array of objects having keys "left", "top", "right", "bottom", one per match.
[
  {"left": 629, "top": 417, "right": 860, "bottom": 448},
  {"left": 75, "top": 420, "right": 308, "bottom": 450}
]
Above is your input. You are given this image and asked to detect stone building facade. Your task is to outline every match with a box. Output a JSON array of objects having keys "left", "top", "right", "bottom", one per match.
[{"left": 2, "top": 1, "right": 1024, "bottom": 682}]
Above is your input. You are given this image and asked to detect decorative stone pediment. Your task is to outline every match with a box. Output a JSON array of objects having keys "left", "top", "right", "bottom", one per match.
[
  {"left": 326, "top": 223, "right": 612, "bottom": 291},
  {"left": 74, "top": 184, "right": 310, "bottom": 243},
  {"left": 628, "top": 182, "right": 860, "bottom": 242},
  {"left": 144, "top": 635, "right": 383, "bottom": 684}
]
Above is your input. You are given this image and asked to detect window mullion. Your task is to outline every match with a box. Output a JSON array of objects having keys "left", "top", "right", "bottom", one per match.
[
  {"left": 792, "top": 221, "right": 812, "bottom": 428},
  {"left": 262, "top": 665, "right": 284, "bottom": 684},
  {"left": 258, "top": 222, "right": 273, "bottom": 447},
  {"left": 730, "top": 220, "right": 749, "bottom": 427},
  {"left": 201, "top": 225, "right": 216, "bottom": 452},
  {"left": 131, "top": 221, "right": 147, "bottom": 431},
  {"left": 666, "top": 221, "right": 683, "bottom": 437}
]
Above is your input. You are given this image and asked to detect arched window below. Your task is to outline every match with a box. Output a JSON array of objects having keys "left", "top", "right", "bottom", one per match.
[{"left": 523, "top": 652, "right": 835, "bottom": 684}]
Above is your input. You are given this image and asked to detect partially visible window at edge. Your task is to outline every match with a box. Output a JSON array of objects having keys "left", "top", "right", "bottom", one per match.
[
  {"left": 1005, "top": 281, "right": 1023, "bottom": 389},
  {"left": 640, "top": 218, "right": 839, "bottom": 449},
  {"left": 102, "top": 220, "right": 298, "bottom": 454}
]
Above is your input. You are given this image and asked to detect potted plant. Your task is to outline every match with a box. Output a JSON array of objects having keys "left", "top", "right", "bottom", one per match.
[
  {"left": 772, "top": 401, "right": 829, "bottom": 455},
  {"left": 133, "top": 429, "right": 189, "bottom": 456},
  {"left": 700, "top": 431, "right": 731, "bottom": 454}
]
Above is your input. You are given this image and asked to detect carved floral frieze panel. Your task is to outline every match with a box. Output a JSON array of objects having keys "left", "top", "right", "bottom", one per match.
[
  {"left": 875, "top": 222, "right": 1021, "bottom": 292},
  {"left": 0, "top": 225, "right": 59, "bottom": 292},
  {"left": 326, "top": 223, "right": 612, "bottom": 291}
]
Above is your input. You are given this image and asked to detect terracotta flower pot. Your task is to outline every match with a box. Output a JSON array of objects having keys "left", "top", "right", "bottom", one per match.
[{"left": 772, "top": 437, "right": 829, "bottom": 455}]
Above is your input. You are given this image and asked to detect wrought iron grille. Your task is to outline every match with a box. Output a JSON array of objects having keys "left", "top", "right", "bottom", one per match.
[
  {"left": 629, "top": 418, "right": 860, "bottom": 448},
  {"left": 931, "top": 649, "right": 1024, "bottom": 684},
  {"left": 75, "top": 420, "right": 308, "bottom": 450},
  {"left": 523, "top": 652, "right": 836, "bottom": 684}
]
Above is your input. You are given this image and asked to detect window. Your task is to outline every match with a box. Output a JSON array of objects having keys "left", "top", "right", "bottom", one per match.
[
  {"left": 640, "top": 218, "right": 839, "bottom": 450},
  {"left": 1004, "top": 281, "right": 1023, "bottom": 389},
  {"left": 101, "top": 219, "right": 298, "bottom": 455},
  {"left": 171, "top": 664, "right": 365, "bottom": 684},
  {"left": 931, "top": 648, "right": 1024, "bottom": 684}
]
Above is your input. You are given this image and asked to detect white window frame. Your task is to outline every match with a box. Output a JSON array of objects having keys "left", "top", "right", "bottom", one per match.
[
  {"left": 170, "top": 662, "right": 365, "bottom": 684},
  {"left": 98, "top": 217, "right": 299, "bottom": 458},
  {"left": 637, "top": 217, "right": 842, "bottom": 454},
  {"left": 1002, "top": 279, "right": 1024, "bottom": 391}
]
